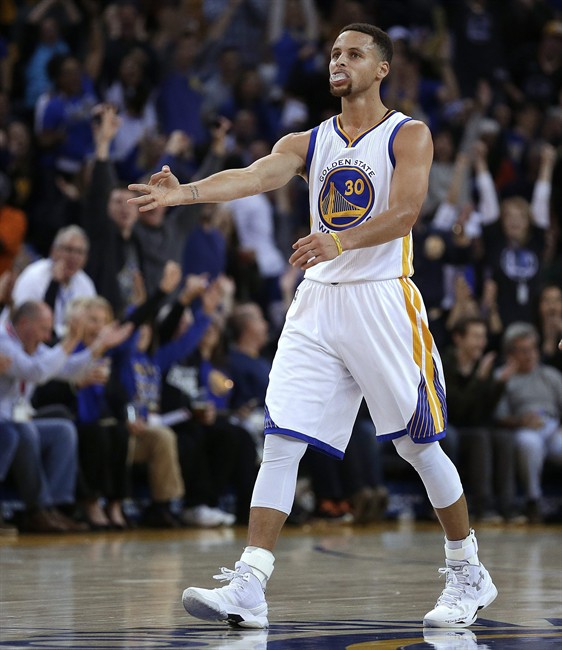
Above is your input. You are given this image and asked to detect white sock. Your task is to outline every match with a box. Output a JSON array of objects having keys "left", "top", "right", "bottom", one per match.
[
  {"left": 445, "top": 528, "right": 479, "bottom": 565},
  {"left": 240, "top": 546, "right": 275, "bottom": 589}
]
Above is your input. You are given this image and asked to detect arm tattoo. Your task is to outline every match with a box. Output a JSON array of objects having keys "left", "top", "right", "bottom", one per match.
[{"left": 188, "top": 184, "right": 200, "bottom": 201}]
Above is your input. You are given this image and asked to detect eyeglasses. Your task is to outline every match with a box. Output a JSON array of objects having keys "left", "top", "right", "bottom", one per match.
[{"left": 57, "top": 245, "right": 88, "bottom": 256}]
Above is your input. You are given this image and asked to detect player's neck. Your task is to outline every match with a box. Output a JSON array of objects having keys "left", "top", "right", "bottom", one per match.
[{"left": 339, "top": 97, "right": 389, "bottom": 137}]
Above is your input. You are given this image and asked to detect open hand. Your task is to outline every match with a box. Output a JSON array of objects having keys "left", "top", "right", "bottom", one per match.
[{"left": 128, "top": 165, "right": 180, "bottom": 212}]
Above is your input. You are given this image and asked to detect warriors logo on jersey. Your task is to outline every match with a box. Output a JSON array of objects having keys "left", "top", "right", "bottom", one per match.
[{"left": 318, "top": 167, "right": 374, "bottom": 231}]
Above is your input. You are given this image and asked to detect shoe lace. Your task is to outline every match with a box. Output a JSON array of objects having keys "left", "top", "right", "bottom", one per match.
[
  {"left": 212, "top": 566, "right": 251, "bottom": 589},
  {"left": 435, "top": 565, "right": 471, "bottom": 607}
]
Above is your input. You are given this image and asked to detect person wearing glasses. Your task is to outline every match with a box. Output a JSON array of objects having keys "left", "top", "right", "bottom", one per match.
[{"left": 9, "top": 225, "right": 96, "bottom": 339}]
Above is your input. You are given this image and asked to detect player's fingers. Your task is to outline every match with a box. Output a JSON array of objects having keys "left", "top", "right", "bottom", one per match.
[
  {"left": 291, "top": 235, "right": 312, "bottom": 250},
  {"left": 288, "top": 249, "right": 309, "bottom": 266},
  {"left": 138, "top": 200, "right": 159, "bottom": 212},
  {"left": 148, "top": 166, "right": 172, "bottom": 185},
  {"left": 127, "top": 195, "right": 155, "bottom": 207},
  {"left": 127, "top": 183, "right": 149, "bottom": 194},
  {"left": 289, "top": 248, "right": 319, "bottom": 269}
]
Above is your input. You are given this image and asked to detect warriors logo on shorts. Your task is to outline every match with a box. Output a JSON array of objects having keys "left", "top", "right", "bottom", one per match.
[{"left": 318, "top": 167, "right": 374, "bottom": 231}]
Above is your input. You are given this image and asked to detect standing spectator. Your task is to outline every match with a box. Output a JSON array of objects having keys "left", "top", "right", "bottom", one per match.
[
  {"left": 494, "top": 322, "right": 562, "bottom": 523},
  {"left": 202, "top": 0, "right": 270, "bottom": 68},
  {"left": 200, "top": 47, "right": 242, "bottom": 122},
  {"left": 23, "top": 15, "right": 71, "bottom": 111},
  {"left": 10, "top": 225, "right": 96, "bottom": 338},
  {"left": 100, "top": 0, "right": 159, "bottom": 90},
  {"left": 156, "top": 32, "right": 206, "bottom": 145},
  {"left": 103, "top": 53, "right": 158, "bottom": 184},
  {"left": 81, "top": 103, "right": 145, "bottom": 318},
  {"left": 505, "top": 19, "right": 562, "bottom": 110},
  {"left": 132, "top": 122, "right": 230, "bottom": 296},
  {"left": 476, "top": 143, "right": 555, "bottom": 328},
  {"left": 218, "top": 68, "right": 280, "bottom": 144},
  {"left": 267, "top": 0, "right": 320, "bottom": 90},
  {"left": 34, "top": 53, "right": 98, "bottom": 179},
  {"left": 444, "top": 0, "right": 507, "bottom": 99},
  {"left": 2, "top": 120, "right": 37, "bottom": 216}
]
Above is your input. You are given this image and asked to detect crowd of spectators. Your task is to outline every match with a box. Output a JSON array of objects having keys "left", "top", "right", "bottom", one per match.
[{"left": 0, "top": 0, "right": 562, "bottom": 535}]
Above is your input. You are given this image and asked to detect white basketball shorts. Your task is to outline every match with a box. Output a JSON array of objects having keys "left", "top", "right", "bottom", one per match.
[{"left": 264, "top": 277, "right": 447, "bottom": 458}]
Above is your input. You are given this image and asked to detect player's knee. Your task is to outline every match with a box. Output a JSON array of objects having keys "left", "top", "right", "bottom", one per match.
[
  {"left": 393, "top": 435, "right": 439, "bottom": 466},
  {"left": 262, "top": 433, "right": 308, "bottom": 467}
]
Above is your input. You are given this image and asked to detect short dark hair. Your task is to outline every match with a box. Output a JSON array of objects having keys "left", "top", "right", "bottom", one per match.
[
  {"left": 338, "top": 23, "right": 393, "bottom": 63},
  {"left": 11, "top": 301, "right": 44, "bottom": 325},
  {"left": 450, "top": 316, "right": 487, "bottom": 339}
]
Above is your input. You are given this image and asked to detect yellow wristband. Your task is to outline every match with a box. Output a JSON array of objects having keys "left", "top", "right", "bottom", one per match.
[{"left": 329, "top": 232, "right": 343, "bottom": 256}]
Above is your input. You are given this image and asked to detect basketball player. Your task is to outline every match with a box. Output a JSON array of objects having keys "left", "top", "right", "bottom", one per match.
[{"left": 128, "top": 23, "right": 496, "bottom": 629}]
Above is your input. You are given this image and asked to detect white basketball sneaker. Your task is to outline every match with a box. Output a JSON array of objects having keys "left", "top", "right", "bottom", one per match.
[
  {"left": 182, "top": 562, "right": 269, "bottom": 628},
  {"left": 423, "top": 560, "right": 497, "bottom": 628}
]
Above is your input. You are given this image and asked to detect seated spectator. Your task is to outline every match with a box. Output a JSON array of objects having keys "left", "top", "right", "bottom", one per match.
[
  {"left": 112, "top": 264, "right": 206, "bottom": 529},
  {"left": 9, "top": 225, "right": 96, "bottom": 339},
  {"left": 0, "top": 300, "right": 130, "bottom": 533},
  {"left": 442, "top": 316, "right": 518, "bottom": 521},
  {"left": 70, "top": 296, "right": 132, "bottom": 530},
  {"left": 31, "top": 259, "right": 182, "bottom": 529},
  {"left": 0, "top": 353, "right": 17, "bottom": 535},
  {"left": 494, "top": 322, "right": 562, "bottom": 523},
  {"left": 160, "top": 281, "right": 255, "bottom": 526},
  {"left": 445, "top": 274, "right": 503, "bottom": 352},
  {"left": 226, "top": 302, "right": 272, "bottom": 436},
  {"left": 303, "top": 401, "right": 388, "bottom": 525}
]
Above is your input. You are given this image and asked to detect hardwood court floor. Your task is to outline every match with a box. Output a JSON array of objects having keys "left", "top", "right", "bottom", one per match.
[{"left": 0, "top": 520, "right": 561, "bottom": 649}]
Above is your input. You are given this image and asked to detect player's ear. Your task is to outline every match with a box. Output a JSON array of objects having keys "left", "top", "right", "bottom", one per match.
[{"left": 376, "top": 61, "right": 390, "bottom": 81}]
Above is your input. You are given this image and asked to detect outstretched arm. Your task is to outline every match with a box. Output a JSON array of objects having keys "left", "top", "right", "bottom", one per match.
[{"left": 127, "top": 131, "right": 309, "bottom": 212}]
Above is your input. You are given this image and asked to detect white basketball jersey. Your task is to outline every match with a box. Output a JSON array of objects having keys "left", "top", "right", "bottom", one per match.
[{"left": 305, "top": 110, "right": 413, "bottom": 284}]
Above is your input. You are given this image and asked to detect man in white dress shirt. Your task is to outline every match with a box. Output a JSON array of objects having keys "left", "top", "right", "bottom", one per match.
[{"left": 10, "top": 225, "right": 96, "bottom": 338}]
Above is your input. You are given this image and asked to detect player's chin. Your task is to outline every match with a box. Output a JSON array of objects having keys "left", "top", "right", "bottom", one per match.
[{"left": 329, "top": 83, "right": 351, "bottom": 98}]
